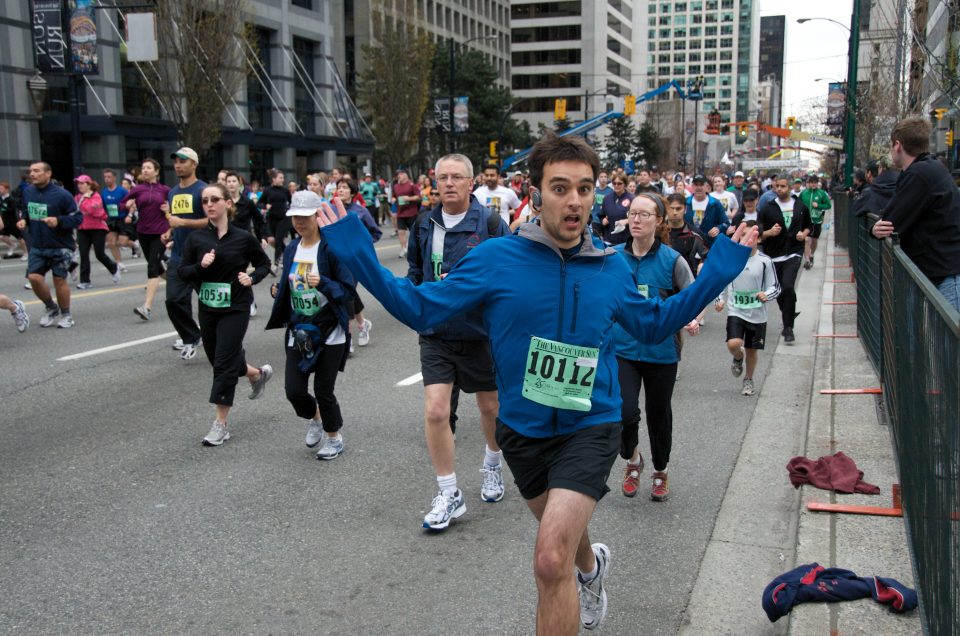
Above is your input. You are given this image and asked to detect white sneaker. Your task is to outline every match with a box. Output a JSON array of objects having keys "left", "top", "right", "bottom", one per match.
[
  {"left": 249, "top": 301, "right": 257, "bottom": 317},
  {"left": 112, "top": 269, "right": 122, "bottom": 285},
  {"left": 134, "top": 305, "right": 150, "bottom": 321},
  {"left": 248, "top": 364, "right": 273, "bottom": 399},
  {"left": 117, "top": 262, "right": 128, "bottom": 273},
  {"left": 57, "top": 314, "right": 75, "bottom": 329},
  {"left": 422, "top": 489, "right": 466, "bottom": 531},
  {"left": 315, "top": 434, "right": 344, "bottom": 460},
  {"left": 305, "top": 420, "right": 324, "bottom": 448},
  {"left": 180, "top": 340, "right": 201, "bottom": 360},
  {"left": 579, "top": 543, "right": 611, "bottom": 630},
  {"left": 357, "top": 318, "right": 372, "bottom": 346},
  {"left": 480, "top": 463, "right": 505, "bottom": 502},
  {"left": 202, "top": 420, "right": 230, "bottom": 446},
  {"left": 39, "top": 307, "right": 60, "bottom": 328},
  {"left": 19, "top": 253, "right": 28, "bottom": 262},
  {"left": 12, "top": 300, "right": 29, "bottom": 333}
]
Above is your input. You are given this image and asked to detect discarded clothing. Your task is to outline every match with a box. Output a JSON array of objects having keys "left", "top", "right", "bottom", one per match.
[
  {"left": 787, "top": 451, "right": 881, "bottom": 494},
  {"left": 762, "top": 563, "right": 918, "bottom": 622}
]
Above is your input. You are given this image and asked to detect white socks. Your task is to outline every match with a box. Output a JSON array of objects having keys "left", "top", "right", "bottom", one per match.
[
  {"left": 484, "top": 445, "right": 502, "bottom": 468},
  {"left": 437, "top": 473, "right": 457, "bottom": 495}
]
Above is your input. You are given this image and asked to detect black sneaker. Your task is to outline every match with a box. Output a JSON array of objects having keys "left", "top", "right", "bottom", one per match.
[{"left": 782, "top": 327, "right": 795, "bottom": 344}]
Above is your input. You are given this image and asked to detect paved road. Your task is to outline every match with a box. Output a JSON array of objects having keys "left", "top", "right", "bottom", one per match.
[{"left": 0, "top": 238, "right": 775, "bottom": 634}]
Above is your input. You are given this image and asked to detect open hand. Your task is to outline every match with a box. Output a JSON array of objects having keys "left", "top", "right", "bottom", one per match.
[
  {"left": 317, "top": 197, "right": 348, "bottom": 228},
  {"left": 730, "top": 222, "right": 760, "bottom": 249}
]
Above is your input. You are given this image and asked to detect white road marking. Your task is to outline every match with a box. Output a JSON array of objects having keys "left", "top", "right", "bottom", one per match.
[
  {"left": 396, "top": 372, "right": 423, "bottom": 387},
  {"left": 58, "top": 331, "right": 179, "bottom": 361}
]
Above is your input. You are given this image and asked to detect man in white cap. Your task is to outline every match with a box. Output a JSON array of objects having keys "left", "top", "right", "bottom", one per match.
[
  {"left": 164, "top": 147, "right": 207, "bottom": 360},
  {"left": 727, "top": 170, "right": 747, "bottom": 206}
]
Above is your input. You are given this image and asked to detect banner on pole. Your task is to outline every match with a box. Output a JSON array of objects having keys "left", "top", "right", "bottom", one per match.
[
  {"left": 826, "top": 82, "right": 846, "bottom": 138},
  {"left": 124, "top": 12, "right": 159, "bottom": 62},
  {"left": 32, "top": 0, "right": 67, "bottom": 73},
  {"left": 69, "top": 0, "right": 98, "bottom": 74},
  {"left": 453, "top": 96, "right": 469, "bottom": 133},
  {"left": 434, "top": 98, "right": 451, "bottom": 133}
]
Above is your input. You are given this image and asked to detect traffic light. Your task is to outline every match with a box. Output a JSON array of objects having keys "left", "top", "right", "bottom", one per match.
[
  {"left": 947, "top": 130, "right": 955, "bottom": 146},
  {"left": 738, "top": 124, "right": 749, "bottom": 137},
  {"left": 786, "top": 116, "right": 797, "bottom": 130},
  {"left": 489, "top": 141, "right": 498, "bottom": 158},
  {"left": 624, "top": 94, "right": 636, "bottom": 116},
  {"left": 554, "top": 98, "right": 567, "bottom": 121},
  {"left": 934, "top": 108, "right": 949, "bottom": 121}
]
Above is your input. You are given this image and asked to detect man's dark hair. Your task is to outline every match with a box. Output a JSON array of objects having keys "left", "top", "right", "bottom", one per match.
[
  {"left": 528, "top": 131, "right": 599, "bottom": 189},
  {"left": 890, "top": 118, "right": 930, "bottom": 157},
  {"left": 482, "top": 163, "right": 499, "bottom": 174},
  {"left": 666, "top": 193, "right": 686, "bottom": 206}
]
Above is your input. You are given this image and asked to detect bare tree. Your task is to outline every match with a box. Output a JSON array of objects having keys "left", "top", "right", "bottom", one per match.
[
  {"left": 356, "top": 0, "right": 435, "bottom": 171},
  {"left": 148, "top": 0, "right": 252, "bottom": 153}
]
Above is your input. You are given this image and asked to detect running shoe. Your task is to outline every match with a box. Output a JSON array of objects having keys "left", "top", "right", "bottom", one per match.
[
  {"left": 180, "top": 340, "right": 201, "bottom": 360},
  {"left": 57, "top": 314, "right": 75, "bottom": 329},
  {"left": 480, "top": 463, "right": 505, "bottom": 502},
  {"left": 39, "top": 307, "right": 60, "bottom": 328},
  {"left": 651, "top": 471, "right": 669, "bottom": 501},
  {"left": 134, "top": 305, "right": 151, "bottom": 321},
  {"left": 803, "top": 259, "right": 813, "bottom": 270},
  {"left": 622, "top": 459, "right": 643, "bottom": 497},
  {"left": 315, "top": 434, "right": 344, "bottom": 460},
  {"left": 171, "top": 339, "right": 185, "bottom": 350},
  {"left": 23, "top": 282, "right": 30, "bottom": 289},
  {"left": 112, "top": 269, "right": 122, "bottom": 285},
  {"left": 579, "top": 543, "right": 611, "bottom": 630},
  {"left": 731, "top": 355, "right": 744, "bottom": 377},
  {"left": 248, "top": 364, "right": 273, "bottom": 400},
  {"left": 782, "top": 327, "right": 795, "bottom": 344},
  {"left": 742, "top": 378, "right": 755, "bottom": 396},
  {"left": 357, "top": 318, "right": 372, "bottom": 346},
  {"left": 19, "top": 253, "right": 28, "bottom": 262},
  {"left": 117, "top": 262, "right": 128, "bottom": 273},
  {"left": 249, "top": 301, "right": 257, "bottom": 317},
  {"left": 76, "top": 282, "right": 92, "bottom": 290},
  {"left": 12, "top": 300, "right": 29, "bottom": 333},
  {"left": 423, "top": 489, "right": 466, "bottom": 531},
  {"left": 202, "top": 421, "right": 230, "bottom": 446},
  {"left": 305, "top": 420, "right": 324, "bottom": 448}
]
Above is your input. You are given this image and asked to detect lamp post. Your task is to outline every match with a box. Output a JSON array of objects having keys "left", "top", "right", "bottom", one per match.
[
  {"left": 798, "top": 14, "right": 858, "bottom": 187},
  {"left": 448, "top": 34, "right": 498, "bottom": 153}
]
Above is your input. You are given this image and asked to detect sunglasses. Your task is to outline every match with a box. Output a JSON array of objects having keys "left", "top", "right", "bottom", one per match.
[{"left": 201, "top": 196, "right": 224, "bottom": 205}]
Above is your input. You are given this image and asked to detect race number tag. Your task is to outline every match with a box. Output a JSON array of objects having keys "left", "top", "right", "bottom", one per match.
[
  {"left": 782, "top": 211, "right": 793, "bottom": 228},
  {"left": 733, "top": 290, "right": 762, "bottom": 309},
  {"left": 106, "top": 204, "right": 120, "bottom": 218},
  {"left": 595, "top": 193, "right": 604, "bottom": 206},
  {"left": 431, "top": 253, "right": 443, "bottom": 279},
  {"left": 637, "top": 284, "right": 649, "bottom": 299},
  {"left": 27, "top": 202, "right": 48, "bottom": 220},
  {"left": 171, "top": 193, "right": 194, "bottom": 216},
  {"left": 199, "top": 282, "right": 231, "bottom": 308},
  {"left": 522, "top": 336, "right": 599, "bottom": 412},
  {"left": 291, "top": 287, "right": 322, "bottom": 316}
]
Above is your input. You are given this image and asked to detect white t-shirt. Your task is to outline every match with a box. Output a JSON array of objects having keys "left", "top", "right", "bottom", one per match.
[
  {"left": 289, "top": 241, "right": 346, "bottom": 345},
  {"left": 473, "top": 185, "right": 520, "bottom": 225},
  {"left": 714, "top": 190, "right": 739, "bottom": 220},
  {"left": 691, "top": 196, "right": 709, "bottom": 226},
  {"left": 430, "top": 210, "right": 467, "bottom": 280}
]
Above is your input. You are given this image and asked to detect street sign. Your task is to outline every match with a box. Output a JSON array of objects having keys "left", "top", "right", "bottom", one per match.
[{"left": 741, "top": 158, "right": 806, "bottom": 170}]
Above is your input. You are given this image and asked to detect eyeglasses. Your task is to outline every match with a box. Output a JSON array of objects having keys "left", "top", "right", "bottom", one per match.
[
  {"left": 613, "top": 181, "right": 625, "bottom": 186},
  {"left": 436, "top": 174, "right": 468, "bottom": 183},
  {"left": 201, "top": 196, "right": 224, "bottom": 205},
  {"left": 627, "top": 211, "right": 656, "bottom": 220}
]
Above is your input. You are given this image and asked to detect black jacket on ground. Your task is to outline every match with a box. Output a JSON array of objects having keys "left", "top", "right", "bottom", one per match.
[
  {"left": 879, "top": 153, "right": 960, "bottom": 282},
  {"left": 852, "top": 169, "right": 899, "bottom": 218},
  {"left": 179, "top": 223, "right": 271, "bottom": 312},
  {"left": 757, "top": 194, "right": 811, "bottom": 259}
]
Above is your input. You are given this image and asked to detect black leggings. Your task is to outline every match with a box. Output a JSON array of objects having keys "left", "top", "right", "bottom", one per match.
[
  {"left": 77, "top": 229, "right": 117, "bottom": 283},
  {"left": 284, "top": 338, "right": 345, "bottom": 433},
  {"left": 139, "top": 233, "right": 166, "bottom": 279},
  {"left": 773, "top": 257, "right": 802, "bottom": 328},
  {"left": 617, "top": 357, "right": 679, "bottom": 471},
  {"left": 199, "top": 308, "right": 250, "bottom": 406},
  {"left": 268, "top": 216, "right": 293, "bottom": 264}
]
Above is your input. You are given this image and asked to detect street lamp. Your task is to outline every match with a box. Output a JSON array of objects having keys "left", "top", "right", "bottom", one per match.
[
  {"left": 798, "top": 14, "right": 859, "bottom": 187},
  {"left": 448, "top": 34, "right": 498, "bottom": 152}
]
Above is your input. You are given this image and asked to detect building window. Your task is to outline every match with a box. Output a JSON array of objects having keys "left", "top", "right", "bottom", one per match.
[
  {"left": 720, "top": 37, "right": 733, "bottom": 47},
  {"left": 705, "top": 64, "right": 716, "bottom": 73},
  {"left": 292, "top": 0, "right": 313, "bottom": 8},
  {"left": 246, "top": 27, "right": 272, "bottom": 129},
  {"left": 512, "top": 24, "right": 581, "bottom": 43},
  {"left": 513, "top": 96, "right": 581, "bottom": 113},
  {"left": 512, "top": 73, "right": 581, "bottom": 90},
  {"left": 292, "top": 37, "right": 316, "bottom": 135},
  {"left": 512, "top": 48, "right": 581, "bottom": 66}
]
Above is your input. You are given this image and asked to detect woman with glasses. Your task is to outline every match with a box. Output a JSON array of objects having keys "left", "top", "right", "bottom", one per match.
[
  {"left": 179, "top": 183, "right": 273, "bottom": 447},
  {"left": 612, "top": 193, "right": 700, "bottom": 502}
]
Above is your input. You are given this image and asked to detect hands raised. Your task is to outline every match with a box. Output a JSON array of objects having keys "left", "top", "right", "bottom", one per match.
[
  {"left": 317, "top": 197, "right": 348, "bottom": 228},
  {"left": 730, "top": 222, "right": 759, "bottom": 249}
]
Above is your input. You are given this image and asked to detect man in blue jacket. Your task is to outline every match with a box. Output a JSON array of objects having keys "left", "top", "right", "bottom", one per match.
[
  {"left": 17, "top": 162, "right": 82, "bottom": 328},
  {"left": 685, "top": 174, "right": 728, "bottom": 246},
  {"left": 316, "top": 133, "right": 757, "bottom": 634},
  {"left": 406, "top": 154, "right": 510, "bottom": 531}
]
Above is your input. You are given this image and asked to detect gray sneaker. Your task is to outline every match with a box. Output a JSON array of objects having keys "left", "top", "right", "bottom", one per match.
[
  {"left": 202, "top": 420, "right": 230, "bottom": 446},
  {"left": 579, "top": 543, "right": 611, "bottom": 630},
  {"left": 57, "top": 314, "right": 75, "bottom": 329},
  {"left": 12, "top": 300, "right": 29, "bottom": 333},
  {"left": 742, "top": 378, "right": 755, "bottom": 396},
  {"left": 305, "top": 420, "right": 324, "bottom": 448},
  {"left": 248, "top": 364, "right": 273, "bottom": 399},
  {"left": 134, "top": 305, "right": 151, "bottom": 321},
  {"left": 315, "top": 434, "right": 344, "bottom": 460},
  {"left": 180, "top": 339, "right": 201, "bottom": 360},
  {"left": 39, "top": 307, "right": 60, "bottom": 328},
  {"left": 731, "top": 355, "right": 744, "bottom": 377},
  {"left": 480, "top": 463, "right": 505, "bottom": 502}
]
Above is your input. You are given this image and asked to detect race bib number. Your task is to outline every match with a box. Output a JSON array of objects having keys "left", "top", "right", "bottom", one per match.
[
  {"left": 810, "top": 208, "right": 823, "bottom": 224},
  {"left": 171, "top": 193, "right": 194, "bottom": 216},
  {"left": 595, "top": 193, "right": 604, "bottom": 206},
  {"left": 782, "top": 211, "right": 793, "bottom": 227},
  {"left": 106, "top": 204, "right": 120, "bottom": 218},
  {"left": 733, "top": 290, "right": 762, "bottom": 309},
  {"left": 522, "top": 336, "right": 599, "bottom": 412},
  {"left": 199, "top": 282, "right": 231, "bottom": 308},
  {"left": 27, "top": 202, "right": 48, "bottom": 220},
  {"left": 291, "top": 287, "right": 322, "bottom": 316},
  {"left": 637, "top": 284, "right": 649, "bottom": 298},
  {"left": 431, "top": 252, "right": 443, "bottom": 280}
]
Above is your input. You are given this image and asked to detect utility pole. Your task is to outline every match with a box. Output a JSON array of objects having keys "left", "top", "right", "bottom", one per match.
[{"left": 448, "top": 38, "right": 455, "bottom": 153}]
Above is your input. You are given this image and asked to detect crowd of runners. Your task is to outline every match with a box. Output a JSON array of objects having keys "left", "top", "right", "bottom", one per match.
[{"left": 6, "top": 133, "right": 857, "bottom": 633}]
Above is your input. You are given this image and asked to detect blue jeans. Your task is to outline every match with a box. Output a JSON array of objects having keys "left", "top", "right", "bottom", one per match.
[
  {"left": 936, "top": 274, "right": 960, "bottom": 312},
  {"left": 28, "top": 246, "right": 73, "bottom": 279}
]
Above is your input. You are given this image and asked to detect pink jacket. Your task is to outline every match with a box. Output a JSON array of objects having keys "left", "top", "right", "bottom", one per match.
[{"left": 76, "top": 192, "right": 109, "bottom": 231}]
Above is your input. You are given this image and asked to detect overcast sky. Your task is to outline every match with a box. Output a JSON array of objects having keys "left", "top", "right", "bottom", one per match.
[{"left": 759, "top": 0, "right": 853, "bottom": 118}]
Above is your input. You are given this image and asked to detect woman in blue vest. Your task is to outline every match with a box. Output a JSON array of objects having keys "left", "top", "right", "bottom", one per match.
[{"left": 613, "top": 193, "right": 700, "bottom": 502}]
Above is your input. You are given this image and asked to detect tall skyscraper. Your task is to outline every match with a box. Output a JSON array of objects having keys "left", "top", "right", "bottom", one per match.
[{"left": 758, "top": 15, "right": 785, "bottom": 125}]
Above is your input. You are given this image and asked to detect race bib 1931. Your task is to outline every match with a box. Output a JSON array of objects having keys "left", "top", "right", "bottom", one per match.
[
  {"left": 27, "top": 202, "right": 48, "bottom": 220},
  {"left": 733, "top": 290, "right": 762, "bottom": 309},
  {"left": 199, "top": 282, "right": 231, "bottom": 308},
  {"left": 522, "top": 336, "right": 599, "bottom": 412},
  {"left": 171, "top": 193, "right": 194, "bottom": 216}
]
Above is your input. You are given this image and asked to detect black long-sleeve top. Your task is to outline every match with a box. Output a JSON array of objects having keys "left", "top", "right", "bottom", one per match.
[
  {"left": 261, "top": 185, "right": 290, "bottom": 221},
  {"left": 179, "top": 223, "right": 271, "bottom": 312},
  {"left": 232, "top": 195, "right": 265, "bottom": 239}
]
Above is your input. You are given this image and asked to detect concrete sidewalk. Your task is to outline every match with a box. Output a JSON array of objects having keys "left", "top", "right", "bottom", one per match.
[{"left": 680, "top": 226, "right": 922, "bottom": 635}]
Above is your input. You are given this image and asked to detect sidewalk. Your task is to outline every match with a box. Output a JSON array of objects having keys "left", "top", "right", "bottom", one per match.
[{"left": 680, "top": 226, "right": 921, "bottom": 635}]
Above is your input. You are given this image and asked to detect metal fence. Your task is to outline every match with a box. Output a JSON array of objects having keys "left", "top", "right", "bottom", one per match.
[{"left": 840, "top": 195, "right": 960, "bottom": 635}]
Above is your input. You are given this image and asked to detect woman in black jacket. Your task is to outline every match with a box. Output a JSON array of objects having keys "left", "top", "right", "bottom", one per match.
[
  {"left": 179, "top": 183, "right": 273, "bottom": 447},
  {"left": 262, "top": 169, "right": 292, "bottom": 269}
]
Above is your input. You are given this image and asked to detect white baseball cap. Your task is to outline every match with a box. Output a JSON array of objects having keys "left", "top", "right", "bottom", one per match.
[{"left": 287, "top": 190, "right": 325, "bottom": 216}]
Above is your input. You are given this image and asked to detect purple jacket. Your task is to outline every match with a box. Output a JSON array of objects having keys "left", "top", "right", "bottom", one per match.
[{"left": 119, "top": 182, "right": 170, "bottom": 235}]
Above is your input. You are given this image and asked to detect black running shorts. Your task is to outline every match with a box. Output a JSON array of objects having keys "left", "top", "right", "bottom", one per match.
[
  {"left": 419, "top": 335, "right": 496, "bottom": 392},
  {"left": 725, "top": 316, "right": 767, "bottom": 350}
]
